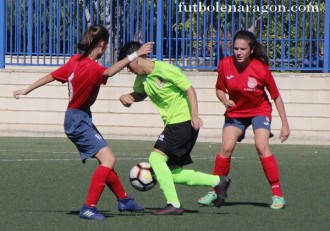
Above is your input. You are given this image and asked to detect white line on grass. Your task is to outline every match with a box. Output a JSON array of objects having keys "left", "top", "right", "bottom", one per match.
[
  {"left": 1, "top": 158, "right": 80, "bottom": 162},
  {"left": 0, "top": 156, "right": 243, "bottom": 162},
  {"left": 0, "top": 150, "right": 77, "bottom": 154},
  {"left": 0, "top": 149, "right": 243, "bottom": 161}
]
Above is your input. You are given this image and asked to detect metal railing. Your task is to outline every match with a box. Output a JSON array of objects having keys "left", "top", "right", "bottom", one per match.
[{"left": 0, "top": 0, "right": 329, "bottom": 72}]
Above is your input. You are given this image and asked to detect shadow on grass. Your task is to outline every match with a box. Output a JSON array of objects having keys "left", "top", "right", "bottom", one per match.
[
  {"left": 67, "top": 210, "right": 118, "bottom": 218},
  {"left": 198, "top": 201, "right": 269, "bottom": 209},
  {"left": 67, "top": 207, "right": 201, "bottom": 217},
  {"left": 224, "top": 202, "right": 269, "bottom": 208},
  {"left": 20, "top": 201, "right": 268, "bottom": 219},
  {"left": 144, "top": 207, "right": 199, "bottom": 214}
]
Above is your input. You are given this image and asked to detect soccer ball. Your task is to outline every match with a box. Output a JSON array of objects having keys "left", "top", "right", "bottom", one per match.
[{"left": 129, "top": 162, "right": 157, "bottom": 191}]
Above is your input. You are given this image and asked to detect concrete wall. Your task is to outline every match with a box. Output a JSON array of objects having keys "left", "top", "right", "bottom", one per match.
[{"left": 1, "top": 67, "right": 330, "bottom": 145}]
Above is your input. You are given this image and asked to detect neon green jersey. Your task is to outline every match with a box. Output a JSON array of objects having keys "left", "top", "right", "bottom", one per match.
[{"left": 133, "top": 61, "right": 192, "bottom": 125}]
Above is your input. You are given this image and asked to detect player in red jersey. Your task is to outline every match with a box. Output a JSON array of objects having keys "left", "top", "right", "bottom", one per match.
[
  {"left": 198, "top": 30, "right": 290, "bottom": 209},
  {"left": 13, "top": 25, "right": 153, "bottom": 220}
]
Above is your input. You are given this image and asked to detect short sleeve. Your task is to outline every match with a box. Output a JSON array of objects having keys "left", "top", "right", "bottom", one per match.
[
  {"left": 51, "top": 59, "right": 73, "bottom": 83},
  {"left": 264, "top": 67, "right": 280, "bottom": 99},
  {"left": 164, "top": 65, "right": 191, "bottom": 91},
  {"left": 215, "top": 61, "right": 227, "bottom": 93},
  {"left": 133, "top": 76, "right": 146, "bottom": 94}
]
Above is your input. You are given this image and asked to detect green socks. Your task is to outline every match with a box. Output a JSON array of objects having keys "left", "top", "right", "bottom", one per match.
[
  {"left": 149, "top": 152, "right": 180, "bottom": 207},
  {"left": 171, "top": 168, "right": 220, "bottom": 187},
  {"left": 148, "top": 151, "right": 220, "bottom": 208}
]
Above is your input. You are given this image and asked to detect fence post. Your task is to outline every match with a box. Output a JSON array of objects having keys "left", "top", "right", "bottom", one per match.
[
  {"left": 28, "top": 0, "right": 33, "bottom": 56},
  {"left": 323, "top": 1, "right": 330, "bottom": 73},
  {"left": 156, "top": 0, "right": 164, "bottom": 60},
  {"left": 0, "top": 0, "right": 7, "bottom": 68}
]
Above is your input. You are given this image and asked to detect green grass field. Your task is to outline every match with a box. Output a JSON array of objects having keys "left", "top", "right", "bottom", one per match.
[{"left": 0, "top": 137, "right": 329, "bottom": 231}]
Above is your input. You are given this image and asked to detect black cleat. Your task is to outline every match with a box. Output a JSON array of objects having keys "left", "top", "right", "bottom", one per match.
[
  {"left": 214, "top": 176, "right": 231, "bottom": 208},
  {"left": 153, "top": 204, "right": 184, "bottom": 215}
]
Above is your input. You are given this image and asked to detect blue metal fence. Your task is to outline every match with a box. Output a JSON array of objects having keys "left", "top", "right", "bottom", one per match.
[{"left": 0, "top": 0, "right": 329, "bottom": 72}]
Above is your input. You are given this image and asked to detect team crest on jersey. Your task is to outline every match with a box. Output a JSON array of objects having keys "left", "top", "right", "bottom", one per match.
[
  {"left": 247, "top": 77, "right": 257, "bottom": 88},
  {"left": 155, "top": 77, "right": 165, "bottom": 88}
]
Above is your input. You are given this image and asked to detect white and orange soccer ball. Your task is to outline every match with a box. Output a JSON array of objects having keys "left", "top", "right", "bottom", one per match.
[{"left": 129, "top": 162, "right": 157, "bottom": 191}]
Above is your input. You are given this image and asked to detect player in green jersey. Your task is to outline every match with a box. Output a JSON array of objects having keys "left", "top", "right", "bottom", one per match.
[{"left": 118, "top": 41, "right": 231, "bottom": 215}]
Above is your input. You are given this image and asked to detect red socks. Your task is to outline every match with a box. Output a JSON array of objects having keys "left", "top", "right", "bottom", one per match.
[
  {"left": 212, "top": 153, "right": 283, "bottom": 197},
  {"left": 85, "top": 165, "right": 110, "bottom": 207},
  {"left": 85, "top": 165, "right": 127, "bottom": 207},
  {"left": 260, "top": 155, "right": 283, "bottom": 197},
  {"left": 213, "top": 154, "right": 231, "bottom": 176},
  {"left": 106, "top": 169, "right": 128, "bottom": 199}
]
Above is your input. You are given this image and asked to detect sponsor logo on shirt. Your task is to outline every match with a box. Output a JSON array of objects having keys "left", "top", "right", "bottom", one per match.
[
  {"left": 244, "top": 76, "right": 257, "bottom": 91},
  {"left": 155, "top": 77, "right": 165, "bottom": 88},
  {"left": 158, "top": 134, "right": 165, "bottom": 142},
  {"left": 226, "top": 75, "right": 235, "bottom": 80}
]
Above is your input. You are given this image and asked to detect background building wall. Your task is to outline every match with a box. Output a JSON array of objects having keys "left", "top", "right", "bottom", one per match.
[{"left": 0, "top": 67, "right": 329, "bottom": 145}]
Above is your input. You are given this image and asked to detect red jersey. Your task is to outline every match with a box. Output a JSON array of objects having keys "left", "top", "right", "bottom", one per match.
[
  {"left": 51, "top": 54, "right": 107, "bottom": 109},
  {"left": 216, "top": 56, "right": 280, "bottom": 119}
]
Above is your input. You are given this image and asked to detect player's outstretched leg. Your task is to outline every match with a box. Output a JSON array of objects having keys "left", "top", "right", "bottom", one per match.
[
  {"left": 213, "top": 176, "right": 231, "bottom": 208},
  {"left": 198, "top": 176, "right": 230, "bottom": 206},
  {"left": 198, "top": 154, "right": 231, "bottom": 206}
]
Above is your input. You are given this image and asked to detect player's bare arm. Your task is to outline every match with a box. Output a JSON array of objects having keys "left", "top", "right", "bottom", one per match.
[
  {"left": 187, "top": 86, "right": 203, "bottom": 130},
  {"left": 13, "top": 74, "right": 55, "bottom": 99},
  {"left": 274, "top": 96, "right": 290, "bottom": 143},
  {"left": 216, "top": 89, "right": 235, "bottom": 108},
  {"left": 104, "top": 42, "right": 154, "bottom": 77},
  {"left": 120, "top": 92, "right": 147, "bottom": 107}
]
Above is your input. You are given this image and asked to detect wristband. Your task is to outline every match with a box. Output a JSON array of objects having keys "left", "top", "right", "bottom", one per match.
[{"left": 127, "top": 52, "right": 138, "bottom": 61}]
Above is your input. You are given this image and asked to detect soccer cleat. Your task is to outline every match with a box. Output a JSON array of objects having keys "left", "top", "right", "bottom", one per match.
[
  {"left": 198, "top": 191, "right": 217, "bottom": 206},
  {"left": 153, "top": 204, "right": 184, "bottom": 215},
  {"left": 270, "top": 196, "right": 286, "bottom": 209},
  {"left": 79, "top": 204, "right": 105, "bottom": 220},
  {"left": 118, "top": 197, "right": 144, "bottom": 212},
  {"left": 213, "top": 176, "right": 231, "bottom": 208}
]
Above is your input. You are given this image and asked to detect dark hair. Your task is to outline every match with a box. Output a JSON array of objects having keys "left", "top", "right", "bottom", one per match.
[
  {"left": 118, "top": 41, "right": 142, "bottom": 61},
  {"left": 233, "top": 30, "right": 269, "bottom": 66},
  {"left": 77, "top": 25, "right": 109, "bottom": 58}
]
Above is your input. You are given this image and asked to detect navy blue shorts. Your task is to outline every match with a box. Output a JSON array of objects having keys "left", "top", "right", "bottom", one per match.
[
  {"left": 154, "top": 121, "right": 198, "bottom": 166},
  {"left": 224, "top": 116, "right": 274, "bottom": 142},
  {"left": 64, "top": 109, "right": 108, "bottom": 163}
]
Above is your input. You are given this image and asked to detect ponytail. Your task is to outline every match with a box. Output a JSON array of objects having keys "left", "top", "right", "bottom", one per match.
[{"left": 77, "top": 25, "right": 109, "bottom": 59}]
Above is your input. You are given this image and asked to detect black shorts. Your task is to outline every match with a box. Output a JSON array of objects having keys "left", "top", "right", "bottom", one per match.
[{"left": 154, "top": 121, "right": 199, "bottom": 166}]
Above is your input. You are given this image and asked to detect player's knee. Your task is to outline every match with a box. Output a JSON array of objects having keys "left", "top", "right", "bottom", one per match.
[
  {"left": 149, "top": 151, "right": 166, "bottom": 167},
  {"left": 99, "top": 158, "right": 116, "bottom": 168},
  {"left": 148, "top": 153, "right": 155, "bottom": 165},
  {"left": 255, "top": 144, "right": 270, "bottom": 157},
  {"left": 221, "top": 147, "right": 234, "bottom": 157},
  {"left": 95, "top": 148, "right": 116, "bottom": 168}
]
